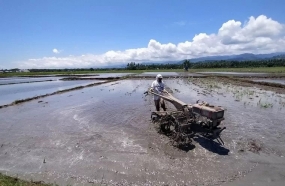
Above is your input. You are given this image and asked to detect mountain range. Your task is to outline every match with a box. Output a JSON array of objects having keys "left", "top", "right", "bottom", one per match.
[
  {"left": 185, "top": 52, "right": 285, "bottom": 63},
  {"left": 101, "top": 52, "right": 285, "bottom": 68}
]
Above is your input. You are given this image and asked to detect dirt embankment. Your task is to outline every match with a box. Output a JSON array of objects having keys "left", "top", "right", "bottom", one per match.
[{"left": 220, "top": 77, "right": 285, "bottom": 94}]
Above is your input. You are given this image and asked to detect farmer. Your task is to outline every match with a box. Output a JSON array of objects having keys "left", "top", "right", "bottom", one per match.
[{"left": 150, "top": 74, "right": 167, "bottom": 111}]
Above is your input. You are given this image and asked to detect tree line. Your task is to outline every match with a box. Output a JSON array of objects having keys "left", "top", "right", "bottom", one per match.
[
  {"left": 125, "top": 59, "right": 285, "bottom": 70},
  {"left": 2, "top": 58, "right": 285, "bottom": 73},
  {"left": 191, "top": 59, "right": 285, "bottom": 69}
]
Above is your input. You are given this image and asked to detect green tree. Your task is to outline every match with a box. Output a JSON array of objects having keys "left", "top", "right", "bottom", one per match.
[{"left": 183, "top": 59, "right": 191, "bottom": 71}]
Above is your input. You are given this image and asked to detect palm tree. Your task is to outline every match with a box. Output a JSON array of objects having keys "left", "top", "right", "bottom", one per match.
[{"left": 183, "top": 59, "right": 191, "bottom": 71}]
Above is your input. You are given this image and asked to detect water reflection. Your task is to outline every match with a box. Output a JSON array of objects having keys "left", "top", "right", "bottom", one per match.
[{"left": 0, "top": 80, "right": 104, "bottom": 105}]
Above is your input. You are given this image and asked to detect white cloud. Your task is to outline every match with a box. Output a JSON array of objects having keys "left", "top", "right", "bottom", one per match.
[
  {"left": 218, "top": 15, "right": 283, "bottom": 45},
  {"left": 52, "top": 48, "right": 60, "bottom": 54},
  {"left": 19, "top": 15, "right": 285, "bottom": 68}
]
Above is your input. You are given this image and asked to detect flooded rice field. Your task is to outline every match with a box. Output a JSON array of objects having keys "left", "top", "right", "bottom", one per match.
[
  {"left": 97, "top": 73, "right": 135, "bottom": 78},
  {"left": 0, "top": 76, "right": 66, "bottom": 85},
  {"left": 0, "top": 79, "right": 104, "bottom": 106},
  {"left": 71, "top": 73, "right": 135, "bottom": 79},
  {"left": 135, "top": 72, "right": 179, "bottom": 77},
  {"left": 0, "top": 77, "right": 285, "bottom": 185},
  {"left": 135, "top": 72, "right": 206, "bottom": 78}
]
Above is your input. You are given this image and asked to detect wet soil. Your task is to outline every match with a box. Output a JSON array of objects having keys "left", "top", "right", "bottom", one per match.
[
  {"left": 0, "top": 78, "right": 285, "bottom": 185},
  {"left": 252, "top": 78, "right": 285, "bottom": 85},
  {"left": 217, "top": 77, "right": 285, "bottom": 94}
]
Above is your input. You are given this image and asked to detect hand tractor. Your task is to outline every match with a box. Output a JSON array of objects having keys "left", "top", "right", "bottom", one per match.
[{"left": 144, "top": 88, "right": 226, "bottom": 146}]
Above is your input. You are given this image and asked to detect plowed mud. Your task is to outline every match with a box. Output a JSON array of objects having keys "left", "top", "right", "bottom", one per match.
[{"left": 0, "top": 78, "right": 285, "bottom": 185}]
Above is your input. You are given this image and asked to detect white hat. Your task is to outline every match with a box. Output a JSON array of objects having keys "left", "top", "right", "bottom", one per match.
[{"left": 156, "top": 74, "right": 163, "bottom": 79}]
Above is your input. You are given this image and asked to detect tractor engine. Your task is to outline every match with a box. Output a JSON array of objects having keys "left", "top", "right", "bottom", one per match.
[{"left": 189, "top": 100, "right": 225, "bottom": 129}]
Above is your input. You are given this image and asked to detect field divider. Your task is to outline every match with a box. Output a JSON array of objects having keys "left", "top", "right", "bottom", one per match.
[{"left": 0, "top": 79, "right": 118, "bottom": 109}]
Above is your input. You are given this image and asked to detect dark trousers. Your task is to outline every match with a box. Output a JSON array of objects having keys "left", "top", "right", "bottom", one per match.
[{"left": 154, "top": 98, "right": 166, "bottom": 111}]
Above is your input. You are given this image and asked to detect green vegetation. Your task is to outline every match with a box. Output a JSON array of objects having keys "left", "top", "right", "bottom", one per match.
[
  {"left": 124, "top": 59, "right": 285, "bottom": 70},
  {"left": 2, "top": 67, "right": 285, "bottom": 78},
  {"left": 259, "top": 102, "right": 274, "bottom": 108},
  {"left": 189, "top": 66, "right": 285, "bottom": 73},
  {"left": 0, "top": 173, "right": 55, "bottom": 186},
  {"left": 182, "top": 60, "right": 191, "bottom": 71},
  {"left": 192, "top": 59, "right": 285, "bottom": 69},
  {"left": 1, "top": 59, "right": 285, "bottom": 77}
]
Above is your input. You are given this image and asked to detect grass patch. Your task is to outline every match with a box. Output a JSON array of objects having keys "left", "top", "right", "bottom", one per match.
[
  {"left": 259, "top": 102, "right": 273, "bottom": 108},
  {"left": 0, "top": 173, "right": 55, "bottom": 186}
]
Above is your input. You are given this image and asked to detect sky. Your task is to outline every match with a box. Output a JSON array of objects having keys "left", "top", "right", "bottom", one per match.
[{"left": 0, "top": 0, "right": 285, "bottom": 69}]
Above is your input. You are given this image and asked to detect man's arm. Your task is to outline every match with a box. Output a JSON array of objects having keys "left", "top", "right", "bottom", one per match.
[
  {"left": 150, "top": 81, "right": 154, "bottom": 92},
  {"left": 151, "top": 81, "right": 154, "bottom": 88},
  {"left": 161, "top": 83, "right": 168, "bottom": 94}
]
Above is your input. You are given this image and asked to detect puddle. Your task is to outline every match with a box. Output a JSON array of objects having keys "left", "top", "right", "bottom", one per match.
[
  {"left": 0, "top": 80, "right": 104, "bottom": 106},
  {"left": 252, "top": 79, "right": 285, "bottom": 85},
  {"left": 0, "top": 79, "right": 285, "bottom": 185}
]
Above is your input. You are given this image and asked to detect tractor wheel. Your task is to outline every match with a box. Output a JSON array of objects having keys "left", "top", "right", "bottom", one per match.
[
  {"left": 160, "top": 123, "right": 171, "bottom": 133},
  {"left": 151, "top": 113, "right": 160, "bottom": 123}
]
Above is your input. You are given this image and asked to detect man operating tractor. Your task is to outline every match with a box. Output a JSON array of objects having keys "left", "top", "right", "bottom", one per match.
[{"left": 150, "top": 74, "right": 167, "bottom": 111}]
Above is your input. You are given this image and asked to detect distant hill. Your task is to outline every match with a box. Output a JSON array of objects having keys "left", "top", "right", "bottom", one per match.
[
  {"left": 96, "top": 52, "right": 285, "bottom": 68},
  {"left": 176, "top": 52, "right": 285, "bottom": 64},
  {"left": 271, "top": 54, "right": 285, "bottom": 59}
]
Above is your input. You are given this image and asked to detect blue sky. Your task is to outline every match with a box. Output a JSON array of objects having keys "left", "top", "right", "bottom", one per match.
[{"left": 0, "top": 0, "right": 285, "bottom": 69}]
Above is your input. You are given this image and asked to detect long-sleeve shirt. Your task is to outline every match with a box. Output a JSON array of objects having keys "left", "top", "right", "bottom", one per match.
[{"left": 151, "top": 80, "right": 165, "bottom": 100}]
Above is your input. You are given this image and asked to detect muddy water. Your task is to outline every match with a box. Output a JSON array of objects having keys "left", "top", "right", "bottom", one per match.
[
  {"left": 0, "top": 79, "right": 285, "bottom": 185},
  {"left": 0, "top": 80, "right": 104, "bottom": 106}
]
